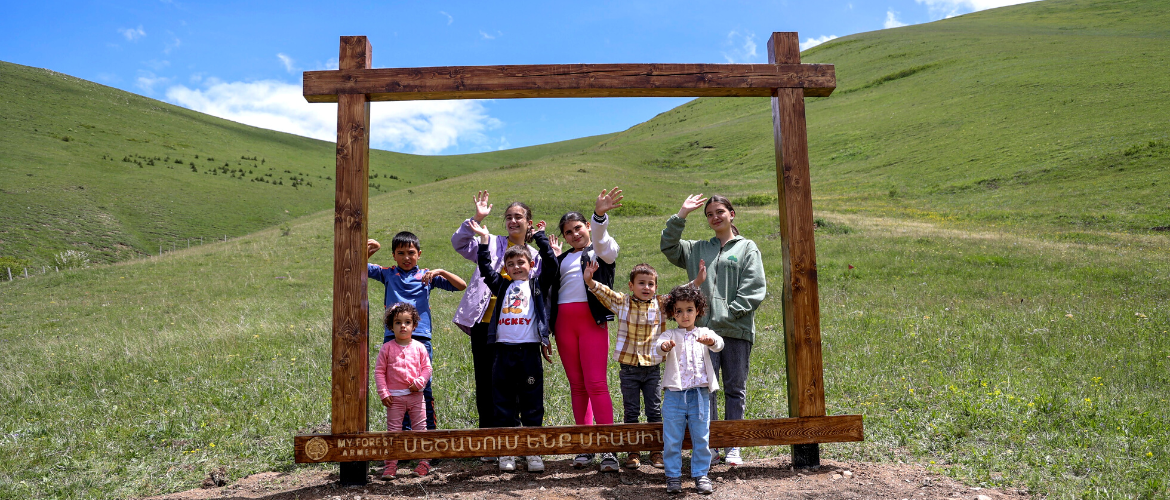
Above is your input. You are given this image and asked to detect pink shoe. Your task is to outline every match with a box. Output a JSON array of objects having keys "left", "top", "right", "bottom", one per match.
[
  {"left": 413, "top": 460, "right": 432, "bottom": 477},
  {"left": 382, "top": 460, "right": 398, "bottom": 479}
]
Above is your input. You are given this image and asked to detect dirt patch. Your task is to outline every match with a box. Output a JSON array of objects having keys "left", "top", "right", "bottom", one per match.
[{"left": 144, "top": 457, "right": 1027, "bottom": 500}]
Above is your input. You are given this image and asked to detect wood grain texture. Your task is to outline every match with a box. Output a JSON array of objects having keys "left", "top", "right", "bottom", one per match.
[
  {"left": 302, "top": 63, "right": 836, "bottom": 102},
  {"left": 769, "top": 32, "right": 827, "bottom": 420},
  {"left": 294, "top": 416, "right": 864, "bottom": 463},
  {"left": 331, "top": 36, "right": 372, "bottom": 438}
]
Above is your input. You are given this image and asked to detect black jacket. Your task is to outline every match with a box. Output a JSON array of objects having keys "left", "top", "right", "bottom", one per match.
[{"left": 477, "top": 230, "right": 559, "bottom": 345}]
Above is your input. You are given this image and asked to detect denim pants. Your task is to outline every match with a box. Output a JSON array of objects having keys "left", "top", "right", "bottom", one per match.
[
  {"left": 709, "top": 337, "right": 752, "bottom": 421},
  {"left": 662, "top": 387, "right": 712, "bottom": 478},
  {"left": 619, "top": 364, "right": 662, "bottom": 424}
]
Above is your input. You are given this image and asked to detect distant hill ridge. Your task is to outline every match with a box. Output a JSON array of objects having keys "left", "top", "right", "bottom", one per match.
[{"left": 2, "top": 0, "right": 1167, "bottom": 267}]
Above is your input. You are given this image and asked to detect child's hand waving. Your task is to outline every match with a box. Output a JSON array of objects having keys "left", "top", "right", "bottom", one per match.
[
  {"left": 595, "top": 186, "right": 624, "bottom": 216},
  {"left": 582, "top": 259, "right": 599, "bottom": 288},
  {"left": 697, "top": 334, "right": 716, "bottom": 346},
  {"left": 468, "top": 219, "right": 491, "bottom": 243},
  {"left": 535, "top": 220, "right": 546, "bottom": 233},
  {"left": 367, "top": 239, "right": 381, "bottom": 258},
  {"left": 473, "top": 190, "right": 492, "bottom": 222},
  {"left": 694, "top": 259, "right": 707, "bottom": 287},
  {"left": 659, "top": 339, "right": 677, "bottom": 352},
  {"left": 547, "top": 233, "right": 563, "bottom": 256},
  {"left": 677, "top": 194, "right": 709, "bottom": 219},
  {"left": 420, "top": 269, "right": 444, "bottom": 285}
]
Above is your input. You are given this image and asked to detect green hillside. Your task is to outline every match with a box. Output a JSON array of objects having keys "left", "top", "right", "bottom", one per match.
[
  {"left": 1, "top": 0, "right": 1169, "bottom": 498},
  {"left": 0, "top": 63, "right": 612, "bottom": 265}
]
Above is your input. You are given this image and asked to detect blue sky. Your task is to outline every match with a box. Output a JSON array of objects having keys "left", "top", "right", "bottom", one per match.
[{"left": 1, "top": 0, "right": 1036, "bottom": 155}]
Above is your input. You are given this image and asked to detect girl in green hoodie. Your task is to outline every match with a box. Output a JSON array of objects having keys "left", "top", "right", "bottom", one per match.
[{"left": 660, "top": 194, "right": 767, "bottom": 466}]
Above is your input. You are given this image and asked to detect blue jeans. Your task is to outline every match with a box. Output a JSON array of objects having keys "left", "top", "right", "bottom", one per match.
[{"left": 662, "top": 387, "right": 712, "bottom": 478}]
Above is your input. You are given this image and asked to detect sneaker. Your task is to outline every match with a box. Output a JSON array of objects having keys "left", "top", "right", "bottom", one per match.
[
  {"left": 666, "top": 476, "right": 683, "bottom": 494},
  {"left": 526, "top": 455, "right": 545, "bottom": 473},
  {"left": 695, "top": 475, "right": 714, "bottom": 495},
  {"left": 624, "top": 452, "right": 642, "bottom": 469},
  {"left": 599, "top": 453, "right": 620, "bottom": 472},
  {"left": 480, "top": 456, "right": 497, "bottom": 463},
  {"left": 572, "top": 453, "right": 594, "bottom": 469},
  {"left": 413, "top": 460, "right": 432, "bottom": 477},
  {"left": 709, "top": 448, "right": 723, "bottom": 468},
  {"left": 650, "top": 451, "right": 665, "bottom": 469},
  {"left": 381, "top": 460, "right": 397, "bottom": 480},
  {"left": 724, "top": 447, "right": 743, "bottom": 466},
  {"left": 498, "top": 456, "right": 516, "bottom": 472}
]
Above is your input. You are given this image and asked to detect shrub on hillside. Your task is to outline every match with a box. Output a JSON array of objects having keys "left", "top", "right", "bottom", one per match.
[{"left": 53, "top": 250, "right": 91, "bottom": 269}]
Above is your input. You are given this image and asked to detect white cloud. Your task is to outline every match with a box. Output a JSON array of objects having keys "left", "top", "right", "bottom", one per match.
[
  {"left": 800, "top": 35, "right": 839, "bottom": 51},
  {"left": 884, "top": 10, "right": 909, "bottom": 28},
  {"left": 164, "top": 35, "right": 181, "bottom": 54},
  {"left": 118, "top": 26, "right": 146, "bottom": 41},
  {"left": 277, "top": 53, "right": 297, "bottom": 73},
  {"left": 440, "top": 11, "right": 453, "bottom": 25},
  {"left": 143, "top": 59, "right": 170, "bottom": 71},
  {"left": 479, "top": 30, "right": 497, "bottom": 40},
  {"left": 915, "top": 0, "right": 1041, "bottom": 19},
  {"left": 721, "top": 30, "right": 758, "bottom": 63},
  {"left": 136, "top": 71, "right": 170, "bottom": 94},
  {"left": 164, "top": 79, "right": 502, "bottom": 155}
]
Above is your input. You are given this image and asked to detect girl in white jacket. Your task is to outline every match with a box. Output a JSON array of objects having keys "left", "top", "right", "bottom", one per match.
[{"left": 655, "top": 285, "right": 723, "bottom": 495}]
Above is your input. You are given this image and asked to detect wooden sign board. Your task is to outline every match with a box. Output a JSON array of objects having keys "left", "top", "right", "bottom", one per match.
[{"left": 302, "top": 32, "right": 853, "bottom": 485}]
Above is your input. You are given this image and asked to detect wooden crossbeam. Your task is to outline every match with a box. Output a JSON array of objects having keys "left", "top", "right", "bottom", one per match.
[
  {"left": 302, "top": 63, "right": 835, "bottom": 102},
  {"left": 294, "top": 416, "right": 863, "bottom": 463}
]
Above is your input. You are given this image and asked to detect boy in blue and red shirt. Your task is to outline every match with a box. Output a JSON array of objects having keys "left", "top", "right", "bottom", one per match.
[{"left": 368, "top": 231, "right": 467, "bottom": 431}]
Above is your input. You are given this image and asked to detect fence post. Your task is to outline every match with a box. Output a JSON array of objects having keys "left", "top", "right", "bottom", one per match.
[
  {"left": 160, "top": 245, "right": 163, "bottom": 256},
  {"left": 55, "top": 266, "right": 59, "bottom": 272},
  {"left": 24, "top": 268, "right": 28, "bottom": 278},
  {"left": 6, "top": 268, "right": 10, "bottom": 281},
  {"left": 200, "top": 237, "right": 203, "bottom": 245}
]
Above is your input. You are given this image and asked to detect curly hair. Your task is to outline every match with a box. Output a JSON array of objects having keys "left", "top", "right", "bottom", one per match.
[
  {"left": 384, "top": 302, "right": 420, "bottom": 332},
  {"left": 663, "top": 285, "right": 708, "bottom": 320}
]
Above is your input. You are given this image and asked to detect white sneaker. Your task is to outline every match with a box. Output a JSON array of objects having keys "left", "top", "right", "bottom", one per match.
[
  {"left": 599, "top": 453, "right": 620, "bottom": 472},
  {"left": 724, "top": 447, "right": 743, "bottom": 466},
  {"left": 498, "top": 456, "right": 516, "bottom": 472},
  {"left": 572, "top": 453, "right": 594, "bottom": 469},
  {"left": 526, "top": 455, "right": 545, "bottom": 472}
]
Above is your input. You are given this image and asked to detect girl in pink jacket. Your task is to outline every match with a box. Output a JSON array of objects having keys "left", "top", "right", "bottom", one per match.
[{"left": 374, "top": 303, "right": 433, "bottom": 479}]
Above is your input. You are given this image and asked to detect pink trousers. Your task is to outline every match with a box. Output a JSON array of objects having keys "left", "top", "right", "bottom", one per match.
[
  {"left": 555, "top": 302, "right": 614, "bottom": 425},
  {"left": 384, "top": 391, "right": 426, "bottom": 472}
]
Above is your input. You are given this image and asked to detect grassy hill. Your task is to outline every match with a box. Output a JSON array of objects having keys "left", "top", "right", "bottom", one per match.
[
  {"left": 1, "top": 0, "right": 1168, "bottom": 498},
  {"left": 0, "top": 63, "right": 612, "bottom": 266}
]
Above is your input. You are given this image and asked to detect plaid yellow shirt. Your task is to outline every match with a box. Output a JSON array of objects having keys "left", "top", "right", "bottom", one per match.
[{"left": 590, "top": 282, "right": 668, "bottom": 366}]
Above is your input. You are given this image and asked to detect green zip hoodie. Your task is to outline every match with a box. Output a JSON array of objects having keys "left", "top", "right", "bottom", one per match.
[{"left": 660, "top": 214, "right": 767, "bottom": 343}]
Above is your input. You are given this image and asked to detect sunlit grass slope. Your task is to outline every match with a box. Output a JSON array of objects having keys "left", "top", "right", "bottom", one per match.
[
  {"left": 2, "top": 0, "right": 1170, "bottom": 498},
  {"left": 1, "top": 164, "right": 1167, "bottom": 499},
  {"left": 0, "top": 61, "right": 612, "bottom": 264},
  {"left": 575, "top": 0, "right": 1169, "bottom": 234}
]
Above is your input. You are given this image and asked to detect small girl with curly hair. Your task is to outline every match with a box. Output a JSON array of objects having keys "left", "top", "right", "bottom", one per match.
[
  {"left": 655, "top": 285, "right": 723, "bottom": 495},
  {"left": 374, "top": 303, "right": 433, "bottom": 479}
]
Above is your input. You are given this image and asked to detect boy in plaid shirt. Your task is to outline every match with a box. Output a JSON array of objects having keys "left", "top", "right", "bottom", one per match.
[{"left": 583, "top": 259, "right": 706, "bottom": 469}]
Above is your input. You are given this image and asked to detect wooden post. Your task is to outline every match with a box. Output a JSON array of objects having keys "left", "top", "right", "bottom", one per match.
[
  {"left": 768, "top": 32, "right": 827, "bottom": 468},
  {"left": 331, "top": 35, "right": 373, "bottom": 486}
]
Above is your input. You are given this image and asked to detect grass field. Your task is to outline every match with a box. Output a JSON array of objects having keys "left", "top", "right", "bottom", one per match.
[{"left": 2, "top": 0, "right": 1169, "bottom": 498}]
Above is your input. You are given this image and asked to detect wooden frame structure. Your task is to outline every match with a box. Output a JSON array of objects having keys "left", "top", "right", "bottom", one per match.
[{"left": 295, "top": 33, "right": 861, "bottom": 485}]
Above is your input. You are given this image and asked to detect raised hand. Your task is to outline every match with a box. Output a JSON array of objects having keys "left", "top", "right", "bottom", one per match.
[
  {"left": 582, "top": 259, "right": 599, "bottom": 284},
  {"left": 473, "top": 190, "right": 493, "bottom": 222},
  {"left": 367, "top": 238, "right": 381, "bottom": 258},
  {"left": 678, "top": 193, "right": 708, "bottom": 219},
  {"left": 694, "top": 259, "right": 707, "bottom": 287},
  {"left": 697, "top": 334, "right": 715, "bottom": 346},
  {"left": 660, "top": 339, "right": 677, "bottom": 352},
  {"left": 548, "top": 233, "right": 563, "bottom": 256},
  {"left": 535, "top": 220, "right": 546, "bottom": 233},
  {"left": 595, "top": 186, "right": 624, "bottom": 216},
  {"left": 468, "top": 219, "right": 491, "bottom": 243}
]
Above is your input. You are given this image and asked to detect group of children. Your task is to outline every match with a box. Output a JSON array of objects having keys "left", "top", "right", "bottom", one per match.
[{"left": 365, "top": 189, "right": 766, "bottom": 495}]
